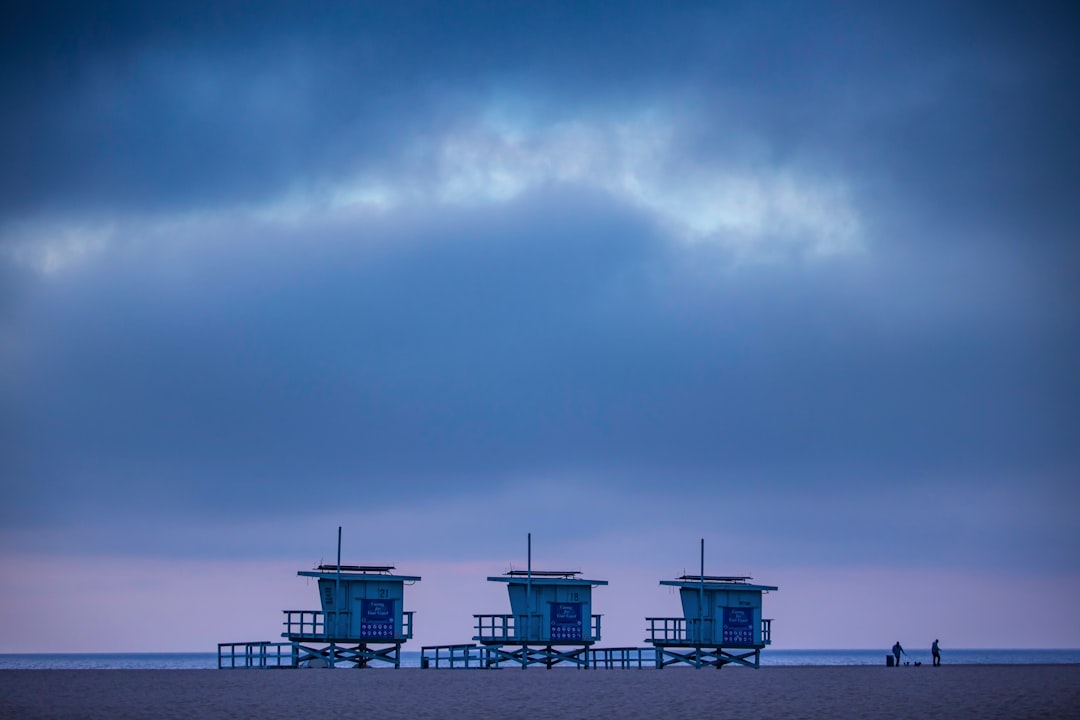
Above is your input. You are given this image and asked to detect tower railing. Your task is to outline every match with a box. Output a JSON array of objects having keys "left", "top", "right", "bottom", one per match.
[
  {"left": 283, "top": 610, "right": 332, "bottom": 638},
  {"left": 646, "top": 617, "right": 772, "bottom": 646},
  {"left": 282, "top": 610, "right": 414, "bottom": 640},
  {"left": 473, "top": 613, "right": 602, "bottom": 643},
  {"left": 473, "top": 613, "right": 538, "bottom": 642},
  {"left": 217, "top": 641, "right": 298, "bottom": 669}
]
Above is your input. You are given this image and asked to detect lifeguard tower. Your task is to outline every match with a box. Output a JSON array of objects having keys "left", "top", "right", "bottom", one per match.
[
  {"left": 218, "top": 528, "right": 421, "bottom": 669},
  {"left": 422, "top": 534, "right": 607, "bottom": 669},
  {"left": 645, "top": 540, "right": 777, "bottom": 669},
  {"left": 476, "top": 534, "right": 607, "bottom": 668}
]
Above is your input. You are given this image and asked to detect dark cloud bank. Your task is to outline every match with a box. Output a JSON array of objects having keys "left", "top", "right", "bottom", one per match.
[{"left": 1, "top": 2, "right": 1077, "bottom": 573}]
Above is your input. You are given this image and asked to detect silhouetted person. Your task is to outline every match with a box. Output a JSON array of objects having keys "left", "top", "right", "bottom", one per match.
[
  {"left": 932, "top": 639, "right": 941, "bottom": 666},
  {"left": 892, "top": 641, "right": 903, "bottom": 667}
]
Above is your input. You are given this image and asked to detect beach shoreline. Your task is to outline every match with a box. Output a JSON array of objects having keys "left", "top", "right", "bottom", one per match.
[{"left": 2, "top": 665, "right": 1078, "bottom": 719}]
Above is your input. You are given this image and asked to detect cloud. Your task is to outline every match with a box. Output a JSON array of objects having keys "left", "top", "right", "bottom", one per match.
[{"left": 4, "top": 103, "right": 864, "bottom": 281}]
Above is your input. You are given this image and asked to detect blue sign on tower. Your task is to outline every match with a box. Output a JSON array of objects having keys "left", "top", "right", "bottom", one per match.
[
  {"left": 549, "top": 602, "right": 583, "bottom": 641},
  {"left": 722, "top": 607, "right": 754, "bottom": 645},
  {"left": 360, "top": 599, "right": 395, "bottom": 639}
]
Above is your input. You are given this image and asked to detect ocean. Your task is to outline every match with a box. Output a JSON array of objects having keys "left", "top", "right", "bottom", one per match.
[{"left": 1, "top": 649, "right": 1077, "bottom": 670}]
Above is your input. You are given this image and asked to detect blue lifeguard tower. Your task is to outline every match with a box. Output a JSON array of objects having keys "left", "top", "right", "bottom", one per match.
[
  {"left": 645, "top": 540, "right": 777, "bottom": 669},
  {"left": 422, "top": 534, "right": 607, "bottom": 669},
  {"left": 218, "top": 528, "right": 421, "bottom": 669},
  {"left": 475, "top": 534, "right": 607, "bottom": 668}
]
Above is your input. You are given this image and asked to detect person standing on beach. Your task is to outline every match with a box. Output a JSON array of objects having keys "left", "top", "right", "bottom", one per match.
[
  {"left": 932, "top": 639, "right": 941, "bottom": 666},
  {"left": 892, "top": 641, "right": 903, "bottom": 667}
]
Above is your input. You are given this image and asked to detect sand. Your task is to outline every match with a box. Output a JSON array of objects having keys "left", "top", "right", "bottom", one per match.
[{"left": 1, "top": 665, "right": 1078, "bottom": 719}]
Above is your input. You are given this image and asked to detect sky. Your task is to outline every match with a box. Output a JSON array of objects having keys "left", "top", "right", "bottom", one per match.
[{"left": 1, "top": 1, "right": 1078, "bottom": 653}]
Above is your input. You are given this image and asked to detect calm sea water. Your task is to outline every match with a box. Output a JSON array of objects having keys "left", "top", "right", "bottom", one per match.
[{"left": 1, "top": 649, "right": 1077, "bottom": 670}]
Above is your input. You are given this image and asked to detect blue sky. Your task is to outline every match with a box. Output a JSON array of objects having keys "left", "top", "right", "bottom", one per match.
[{"left": 1, "top": 1, "right": 1078, "bottom": 652}]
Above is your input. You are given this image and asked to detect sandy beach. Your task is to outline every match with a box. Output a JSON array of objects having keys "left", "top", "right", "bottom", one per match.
[{"left": 1, "top": 665, "right": 1078, "bottom": 719}]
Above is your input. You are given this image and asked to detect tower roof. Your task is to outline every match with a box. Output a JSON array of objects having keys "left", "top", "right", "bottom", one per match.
[
  {"left": 298, "top": 564, "right": 421, "bottom": 582},
  {"left": 661, "top": 577, "right": 777, "bottom": 592}
]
